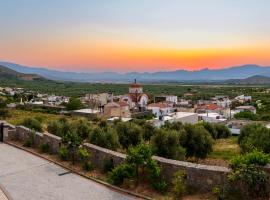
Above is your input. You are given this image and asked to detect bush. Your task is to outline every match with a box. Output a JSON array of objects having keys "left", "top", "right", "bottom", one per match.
[
  {"left": 21, "top": 117, "right": 43, "bottom": 132},
  {"left": 108, "top": 164, "right": 135, "bottom": 185},
  {"left": 58, "top": 146, "right": 68, "bottom": 161},
  {"left": 180, "top": 124, "right": 213, "bottom": 159},
  {"left": 238, "top": 123, "right": 270, "bottom": 153},
  {"left": 78, "top": 148, "right": 90, "bottom": 162},
  {"left": 83, "top": 161, "right": 93, "bottom": 171},
  {"left": 230, "top": 150, "right": 270, "bottom": 170},
  {"left": 147, "top": 159, "right": 168, "bottom": 193},
  {"left": 151, "top": 129, "right": 186, "bottom": 160},
  {"left": 89, "top": 127, "right": 120, "bottom": 150},
  {"left": 220, "top": 151, "right": 270, "bottom": 200},
  {"left": 221, "top": 165, "right": 269, "bottom": 200},
  {"left": 39, "top": 143, "right": 50, "bottom": 153},
  {"left": 47, "top": 121, "right": 63, "bottom": 136},
  {"left": 172, "top": 170, "right": 187, "bottom": 198},
  {"left": 103, "top": 159, "right": 115, "bottom": 173}
]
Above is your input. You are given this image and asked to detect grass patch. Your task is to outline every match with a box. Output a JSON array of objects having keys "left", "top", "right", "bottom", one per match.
[{"left": 208, "top": 136, "right": 240, "bottom": 160}]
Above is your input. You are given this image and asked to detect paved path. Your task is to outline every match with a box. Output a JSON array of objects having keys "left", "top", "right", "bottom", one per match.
[
  {"left": 0, "top": 143, "right": 137, "bottom": 200},
  {"left": 0, "top": 188, "right": 8, "bottom": 200}
]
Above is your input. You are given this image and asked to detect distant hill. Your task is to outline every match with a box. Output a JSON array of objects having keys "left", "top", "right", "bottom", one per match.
[
  {"left": 0, "top": 65, "right": 44, "bottom": 81},
  {"left": 1, "top": 61, "right": 270, "bottom": 83},
  {"left": 226, "top": 75, "right": 270, "bottom": 85}
]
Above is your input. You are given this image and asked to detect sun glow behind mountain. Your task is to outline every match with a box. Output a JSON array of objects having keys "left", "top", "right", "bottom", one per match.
[{"left": 1, "top": 0, "right": 270, "bottom": 72}]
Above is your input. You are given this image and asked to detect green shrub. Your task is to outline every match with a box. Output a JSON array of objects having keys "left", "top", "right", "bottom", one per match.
[
  {"left": 172, "top": 170, "right": 187, "bottom": 198},
  {"left": 152, "top": 180, "right": 168, "bottom": 194},
  {"left": 230, "top": 150, "right": 270, "bottom": 170},
  {"left": 77, "top": 148, "right": 90, "bottom": 162},
  {"left": 21, "top": 117, "right": 43, "bottom": 132},
  {"left": 83, "top": 161, "right": 93, "bottom": 171},
  {"left": 221, "top": 165, "right": 269, "bottom": 200},
  {"left": 103, "top": 159, "right": 115, "bottom": 173},
  {"left": 39, "top": 143, "right": 50, "bottom": 153},
  {"left": 220, "top": 151, "right": 270, "bottom": 199},
  {"left": 238, "top": 123, "right": 270, "bottom": 153},
  {"left": 108, "top": 164, "right": 135, "bottom": 185},
  {"left": 58, "top": 146, "right": 68, "bottom": 161}
]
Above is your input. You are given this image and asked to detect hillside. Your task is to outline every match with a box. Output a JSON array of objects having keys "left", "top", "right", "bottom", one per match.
[
  {"left": 1, "top": 61, "right": 270, "bottom": 82},
  {"left": 226, "top": 75, "right": 270, "bottom": 85},
  {"left": 0, "top": 65, "right": 44, "bottom": 81}
]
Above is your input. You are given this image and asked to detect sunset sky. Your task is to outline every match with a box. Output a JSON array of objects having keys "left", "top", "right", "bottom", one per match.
[{"left": 1, "top": 0, "right": 270, "bottom": 72}]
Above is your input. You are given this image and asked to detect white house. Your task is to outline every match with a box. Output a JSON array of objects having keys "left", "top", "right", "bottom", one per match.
[
  {"left": 147, "top": 102, "right": 173, "bottom": 118},
  {"left": 150, "top": 112, "right": 198, "bottom": 127},
  {"left": 198, "top": 113, "right": 227, "bottom": 123},
  {"left": 155, "top": 95, "right": 178, "bottom": 104},
  {"left": 235, "top": 95, "right": 252, "bottom": 103}
]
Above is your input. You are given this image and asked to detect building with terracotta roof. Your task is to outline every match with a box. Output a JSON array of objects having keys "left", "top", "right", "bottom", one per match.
[{"left": 120, "top": 80, "right": 149, "bottom": 110}]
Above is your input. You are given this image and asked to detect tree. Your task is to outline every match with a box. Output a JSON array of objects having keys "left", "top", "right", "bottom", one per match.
[
  {"left": 66, "top": 98, "right": 84, "bottom": 111},
  {"left": 109, "top": 144, "right": 167, "bottom": 191},
  {"left": 115, "top": 122, "right": 143, "bottom": 149},
  {"left": 180, "top": 124, "right": 213, "bottom": 159},
  {"left": 89, "top": 127, "right": 120, "bottom": 150},
  {"left": 61, "top": 130, "right": 82, "bottom": 165},
  {"left": 202, "top": 122, "right": 231, "bottom": 139},
  {"left": 151, "top": 129, "right": 185, "bottom": 160},
  {"left": 214, "top": 123, "right": 231, "bottom": 139},
  {"left": 142, "top": 122, "right": 156, "bottom": 141},
  {"left": 72, "top": 119, "right": 92, "bottom": 140},
  {"left": 238, "top": 123, "right": 270, "bottom": 153},
  {"left": 234, "top": 110, "right": 257, "bottom": 120}
]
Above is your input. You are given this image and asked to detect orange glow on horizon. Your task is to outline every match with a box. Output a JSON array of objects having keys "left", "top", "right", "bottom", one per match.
[{"left": 1, "top": 39, "right": 270, "bottom": 72}]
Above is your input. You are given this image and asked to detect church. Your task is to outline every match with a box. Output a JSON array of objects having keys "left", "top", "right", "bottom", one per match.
[{"left": 120, "top": 80, "right": 149, "bottom": 110}]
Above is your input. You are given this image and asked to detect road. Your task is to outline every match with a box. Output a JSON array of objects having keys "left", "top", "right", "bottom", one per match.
[{"left": 0, "top": 143, "right": 137, "bottom": 200}]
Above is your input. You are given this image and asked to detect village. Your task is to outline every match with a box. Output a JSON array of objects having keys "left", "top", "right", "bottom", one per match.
[{"left": 0, "top": 80, "right": 266, "bottom": 134}]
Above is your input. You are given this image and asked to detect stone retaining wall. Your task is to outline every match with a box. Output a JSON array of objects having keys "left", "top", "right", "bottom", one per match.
[{"left": 0, "top": 122, "right": 242, "bottom": 191}]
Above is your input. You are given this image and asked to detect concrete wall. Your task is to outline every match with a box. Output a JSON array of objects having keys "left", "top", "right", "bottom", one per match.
[{"left": 4, "top": 121, "right": 267, "bottom": 191}]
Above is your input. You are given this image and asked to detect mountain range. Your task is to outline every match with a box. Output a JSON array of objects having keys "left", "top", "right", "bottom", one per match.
[
  {"left": 0, "top": 64, "right": 43, "bottom": 81},
  {"left": 1, "top": 61, "right": 270, "bottom": 83}
]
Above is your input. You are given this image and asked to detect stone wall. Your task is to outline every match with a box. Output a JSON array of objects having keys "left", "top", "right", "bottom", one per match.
[
  {"left": 3, "top": 123, "right": 61, "bottom": 153},
  {"left": 83, "top": 143, "right": 126, "bottom": 169},
  {"left": 3, "top": 121, "right": 260, "bottom": 191}
]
